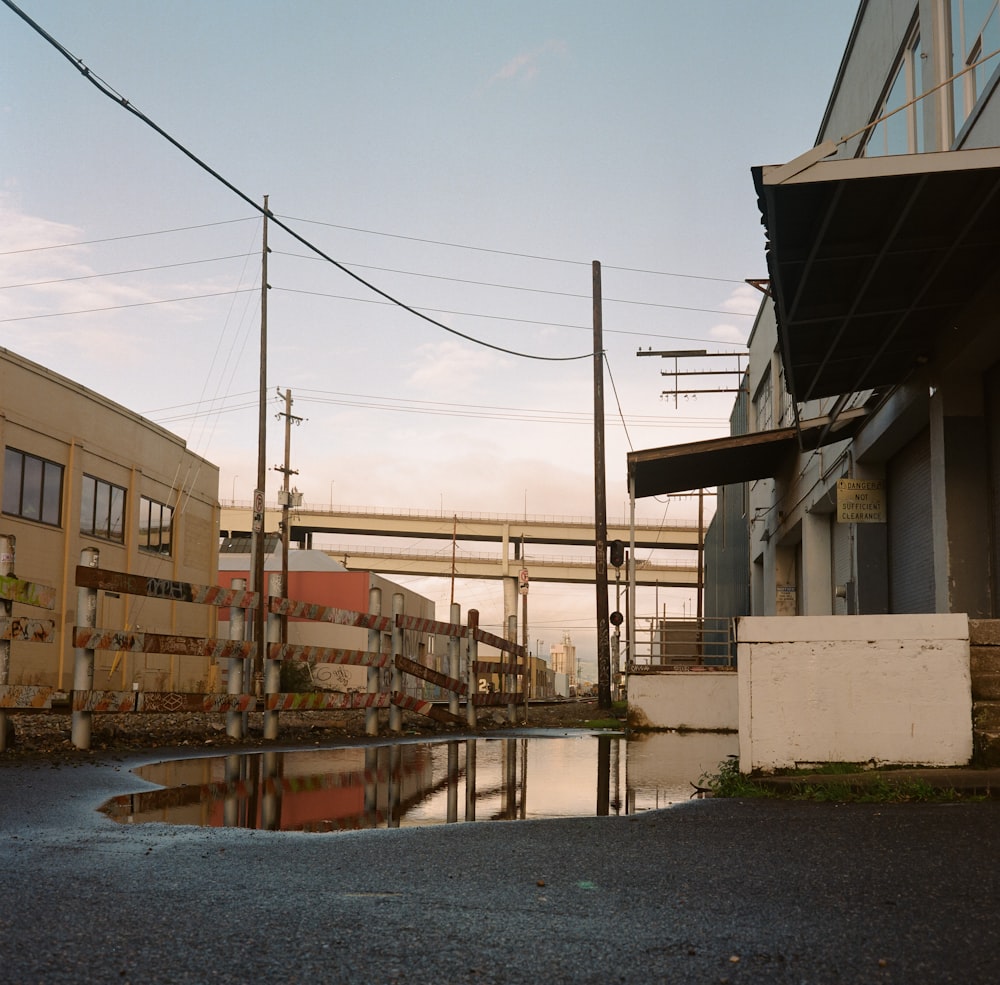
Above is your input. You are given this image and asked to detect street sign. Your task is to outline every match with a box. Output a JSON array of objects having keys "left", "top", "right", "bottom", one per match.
[{"left": 518, "top": 568, "right": 529, "bottom": 595}]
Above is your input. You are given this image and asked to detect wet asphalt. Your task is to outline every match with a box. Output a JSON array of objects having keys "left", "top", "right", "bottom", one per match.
[{"left": 1, "top": 747, "right": 998, "bottom": 985}]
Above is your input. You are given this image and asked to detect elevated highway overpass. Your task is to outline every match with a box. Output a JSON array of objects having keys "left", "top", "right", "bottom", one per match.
[
  {"left": 220, "top": 504, "right": 703, "bottom": 553},
  {"left": 219, "top": 504, "right": 704, "bottom": 590}
]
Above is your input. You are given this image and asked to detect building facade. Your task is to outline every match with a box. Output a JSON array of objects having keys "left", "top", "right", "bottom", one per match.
[
  {"left": 678, "top": 1, "right": 1000, "bottom": 622},
  {"left": 0, "top": 347, "right": 220, "bottom": 691},
  {"left": 746, "top": 0, "right": 1000, "bottom": 619}
]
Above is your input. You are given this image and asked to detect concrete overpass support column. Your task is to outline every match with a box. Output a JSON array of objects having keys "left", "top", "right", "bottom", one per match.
[
  {"left": 503, "top": 575, "right": 518, "bottom": 634},
  {"left": 801, "top": 511, "right": 832, "bottom": 615}
]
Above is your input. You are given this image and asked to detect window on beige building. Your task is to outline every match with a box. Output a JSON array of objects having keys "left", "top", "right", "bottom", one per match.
[{"left": 2, "top": 447, "right": 63, "bottom": 526}]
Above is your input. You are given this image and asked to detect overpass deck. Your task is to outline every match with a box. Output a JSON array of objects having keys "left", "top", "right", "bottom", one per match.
[{"left": 220, "top": 505, "right": 704, "bottom": 552}]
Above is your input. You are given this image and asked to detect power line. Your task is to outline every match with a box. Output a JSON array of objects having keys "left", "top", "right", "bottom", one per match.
[
  {"left": 0, "top": 217, "right": 256, "bottom": 256},
  {"left": 146, "top": 386, "right": 727, "bottom": 429},
  {"left": 0, "top": 253, "right": 255, "bottom": 290},
  {"left": 277, "top": 214, "right": 746, "bottom": 284},
  {"left": 272, "top": 250, "right": 754, "bottom": 315}
]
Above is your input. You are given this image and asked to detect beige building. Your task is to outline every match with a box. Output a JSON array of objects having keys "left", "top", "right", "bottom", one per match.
[{"left": 0, "top": 347, "right": 220, "bottom": 692}]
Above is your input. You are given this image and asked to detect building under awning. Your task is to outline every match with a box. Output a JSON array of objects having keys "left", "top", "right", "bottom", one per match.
[
  {"left": 753, "top": 142, "right": 1000, "bottom": 405},
  {"left": 627, "top": 409, "right": 866, "bottom": 499}
]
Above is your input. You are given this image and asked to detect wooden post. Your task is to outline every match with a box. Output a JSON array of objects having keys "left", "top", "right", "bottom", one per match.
[
  {"left": 448, "top": 602, "right": 461, "bottom": 720},
  {"left": 593, "top": 260, "right": 612, "bottom": 709},
  {"left": 389, "top": 592, "right": 404, "bottom": 733},
  {"left": 72, "top": 547, "right": 100, "bottom": 750},
  {"left": 263, "top": 572, "right": 281, "bottom": 740},
  {"left": 0, "top": 535, "right": 13, "bottom": 752},
  {"left": 227, "top": 577, "right": 246, "bottom": 739},
  {"left": 366, "top": 586, "right": 381, "bottom": 736},
  {"left": 467, "top": 609, "right": 479, "bottom": 727}
]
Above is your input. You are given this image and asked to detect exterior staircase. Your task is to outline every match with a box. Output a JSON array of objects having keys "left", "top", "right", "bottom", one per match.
[{"left": 969, "top": 620, "right": 1000, "bottom": 766}]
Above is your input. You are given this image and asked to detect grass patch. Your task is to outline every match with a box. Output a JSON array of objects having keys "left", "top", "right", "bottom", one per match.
[
  {"left": 701, "top": 758, "right": 975, "bottom": 803},
  {"left": 701, "top": 757, "right": 777, "bottom": 799}
]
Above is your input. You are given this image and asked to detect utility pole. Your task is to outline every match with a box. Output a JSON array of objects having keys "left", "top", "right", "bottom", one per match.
[
  {"left": 593, "top": 260, "right": 611, "bottom": 709},
  {"left": 250, "top": 195, "right": 270, "bottom": 693},
  {"left": 274, "top": 387, "right": 302, "bottom": 644}
]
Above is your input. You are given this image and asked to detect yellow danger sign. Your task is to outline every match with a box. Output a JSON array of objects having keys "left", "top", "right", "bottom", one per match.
[{"left": 837, "top": 478, "right": 885, "bottom": 523}]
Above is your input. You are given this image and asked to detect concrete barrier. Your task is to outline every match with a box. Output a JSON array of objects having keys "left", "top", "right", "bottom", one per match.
[
  {"left": 737, "top": 614, "right": 973, "bottom": 771},
  {"left": 627, "top": 669, "right": 738, "bottom": 731}
]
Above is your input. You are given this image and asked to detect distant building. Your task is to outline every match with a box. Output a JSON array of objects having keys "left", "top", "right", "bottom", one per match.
[
  {"left": 0, "top": 347, "right": 219, "bottom": 691},
  {"left": 217, "top": 549, "right": 438, "bottom": 696},
  {"left": 549, "top": 633, "right": 576, "bottom": 695}
]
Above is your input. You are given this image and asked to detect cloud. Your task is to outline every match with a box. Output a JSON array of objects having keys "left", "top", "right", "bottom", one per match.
[{"left": 487, "top": 40, "right": 568, "bottom": 87}]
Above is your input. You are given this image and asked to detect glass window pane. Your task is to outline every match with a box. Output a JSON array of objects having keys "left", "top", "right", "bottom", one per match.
[
  {"left": 41, "top": 461, "right": 62, "bottom": 525},
  {"left": 22, "top": 455, "right": 42, "bottom": 520},
  {"left": 94, "top": 480, "right": 111, "bottom": 538},
  {"left": 3, "top": 449, "right": 22, "bottom": 515},
  {"left": 110, "top": 486, "right": 125, "bottom": 542},
  {"left": 80, "top": 475, "right": 96, "bottom": 534}
]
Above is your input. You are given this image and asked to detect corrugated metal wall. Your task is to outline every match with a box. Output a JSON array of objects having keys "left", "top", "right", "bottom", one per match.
[{"left": 887, "top": 427, "right": 934, "bottom": 613}]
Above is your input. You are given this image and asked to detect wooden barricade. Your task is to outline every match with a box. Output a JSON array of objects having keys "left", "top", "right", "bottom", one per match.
[{"left": 4, "top": 559, "right": 533, "bottom": 750}]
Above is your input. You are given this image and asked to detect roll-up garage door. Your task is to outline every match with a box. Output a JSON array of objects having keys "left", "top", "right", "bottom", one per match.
[{"left": 886, "top": 427, "right": 933, "bottom": 613}]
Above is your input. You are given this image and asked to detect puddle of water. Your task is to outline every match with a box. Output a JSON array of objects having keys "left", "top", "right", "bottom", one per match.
[{"left": 100, "top": 731, "right": 737, "bottom": 832}]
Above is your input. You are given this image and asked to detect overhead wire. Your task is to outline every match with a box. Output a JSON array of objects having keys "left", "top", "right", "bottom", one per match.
[{"left": 2, "top": 0, "right": 594, "bottom": 364}]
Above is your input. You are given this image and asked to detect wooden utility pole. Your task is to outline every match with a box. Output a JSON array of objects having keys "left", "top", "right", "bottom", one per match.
[
  {"left": 593, "top": 260, "right": 611, "bottom": 709},
  {"left": 275, "top": 387, "right": 302, "bottom": 644},
  {"left": 250, "top": 195, "right": 270, "bottom": 689}
]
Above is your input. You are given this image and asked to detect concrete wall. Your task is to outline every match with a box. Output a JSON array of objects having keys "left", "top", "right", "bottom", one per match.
[
  {"left": 737, "top": 615, "right": 973, "bottom": 771},
  {"left": 627, "top": 670, "right": 738, "bottom": 732}
]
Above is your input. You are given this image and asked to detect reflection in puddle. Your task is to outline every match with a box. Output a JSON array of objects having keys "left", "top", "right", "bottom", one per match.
[{"left": 100, "top": 731, "right": 737, "bottom": 832}]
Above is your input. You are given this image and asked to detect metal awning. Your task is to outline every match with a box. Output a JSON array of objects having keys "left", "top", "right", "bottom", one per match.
[
  {"left": 753, "top": 143, "right": 1000, "bottom": 403},
  {"left": 627, "top": 409, "right": 866, "bottom": 499}
]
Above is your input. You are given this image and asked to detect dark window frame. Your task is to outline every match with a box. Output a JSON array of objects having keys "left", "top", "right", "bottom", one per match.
[
  {"left": 80, "top": 473, "right": 127, "bottom": 544},
  {"left": 139, "top": 494, "right": 173, "bottom": 556},
  {"left": 2, "top": 447, "right": 63, "bottom": 527}
]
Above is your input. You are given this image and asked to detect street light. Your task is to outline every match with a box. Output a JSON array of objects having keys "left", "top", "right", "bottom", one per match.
[
  {"left": 329, "top": 480, "right": 334, "bottom": 511},
  {"left": 231, "top": 475, "right": 239, "bottom": 503}
]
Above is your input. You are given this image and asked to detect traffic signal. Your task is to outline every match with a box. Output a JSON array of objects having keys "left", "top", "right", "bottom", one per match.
[{"left": 609, "top": 539, "right": 625, "bottom": 568}]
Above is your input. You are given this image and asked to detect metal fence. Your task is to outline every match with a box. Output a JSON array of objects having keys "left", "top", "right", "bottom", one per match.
[{"left": 628, "top": 616, "right": 736, "bottom": 671}]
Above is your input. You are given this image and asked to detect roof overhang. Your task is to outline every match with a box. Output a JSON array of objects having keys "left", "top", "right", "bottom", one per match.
[
  {"left": 753, "top": 143, "right": 1000, "bottom": 403},
  {"left": 627, "top": 409, "right": 866, "bottom": 499}
]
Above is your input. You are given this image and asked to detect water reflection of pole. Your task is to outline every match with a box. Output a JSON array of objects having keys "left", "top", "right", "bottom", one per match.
[
  {"left": 261, "top": 750, "right": 282, "bottom": 831},
  {"left": 364, "top": 747, "right": 379, "bottom": 827},
  {"left": 388, "top": 744, "right": 402, "bottom": 828},
  {"left": 520, "top": 738, "right": 528, "bottom": 820},
  {"left": 224, "top": 754, "right": 242, "bottom": 827},
  {"left": 597, "top": 734, "right": 611, "bottom": 816},
  {"left": 611, "top": 737, "right": 621, "bottom": 814},
  {"left": 247, "top": 753, "right": 261, "bottom": 829},
  {"left": 502, "top": 739, "right": 517, "bottom": 819},
  {"left": 465, "top": 739, "right": 477, "bottom": 821},
  {"left": 447, "top": 742, "right": 459, "bottom": 823}
]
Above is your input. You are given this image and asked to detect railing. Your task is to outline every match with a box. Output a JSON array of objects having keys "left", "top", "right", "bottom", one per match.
[
  {"left": 221, "top": 500, "right": 703, "bottom": 529},
  {"left": 628, "top": 616, "right": 736, "bottom": 671}
]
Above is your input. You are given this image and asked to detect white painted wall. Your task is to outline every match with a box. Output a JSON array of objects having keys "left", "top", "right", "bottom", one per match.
[
  {"left": 737, "top": 614, "right": 973, "bottom": 771},
  {"left": 627, "top": 671, "right": 738, "bottom": 731}
]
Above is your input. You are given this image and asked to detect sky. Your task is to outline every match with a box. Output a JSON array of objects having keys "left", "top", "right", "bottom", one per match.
[{"left": 0, "top": 0, "right": 860, "bottom": 676}]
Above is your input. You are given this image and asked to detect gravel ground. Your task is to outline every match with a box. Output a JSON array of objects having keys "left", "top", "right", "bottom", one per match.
[{"left": 0, "top": 697, "right": 607, "bottom": 763}]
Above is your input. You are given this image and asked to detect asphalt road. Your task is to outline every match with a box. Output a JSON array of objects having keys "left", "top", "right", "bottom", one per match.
[{"left": 1, "top": 748, "right": 998, "bottom": 984}]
